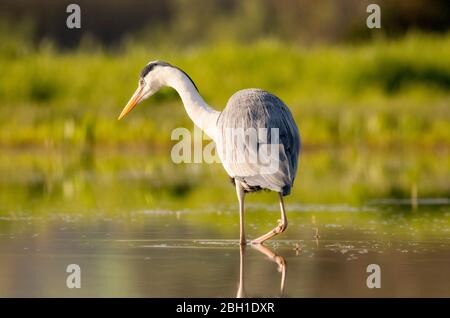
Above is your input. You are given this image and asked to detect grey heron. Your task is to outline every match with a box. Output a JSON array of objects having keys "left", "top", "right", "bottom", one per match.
[{"left": 118, "top": 61, "right": 301, "bottom": 245}]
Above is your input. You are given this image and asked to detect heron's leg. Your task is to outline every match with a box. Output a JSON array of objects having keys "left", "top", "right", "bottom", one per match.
[
  {"left": 235, "top": 181, "right": 246, "bottom": 245},
  {"left": 251, "top": 192, "right": 288, "bottom": 245}
]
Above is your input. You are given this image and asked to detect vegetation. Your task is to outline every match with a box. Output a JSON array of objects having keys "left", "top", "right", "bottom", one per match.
[
  {"left": 0, "top": 26, "right": 448, "bottom": 215},
  {"left": 0, "top": 32, "right": 449, "bottom": 149}
]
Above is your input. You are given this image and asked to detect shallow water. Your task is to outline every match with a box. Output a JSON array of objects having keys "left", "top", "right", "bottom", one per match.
[
  {"left": 0, "top": 149, "right": 449, "bottom": 297},
  {"left": 0, "top": 206, "right": 449, "bottom": 297}
]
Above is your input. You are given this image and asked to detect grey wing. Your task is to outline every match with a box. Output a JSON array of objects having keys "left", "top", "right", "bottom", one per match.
[{"left": 217, "top": 89, "right": 301, "bottom": 195}]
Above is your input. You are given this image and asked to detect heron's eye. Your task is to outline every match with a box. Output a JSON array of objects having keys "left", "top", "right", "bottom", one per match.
[{"left": 139, "top": 79, "right": 145, "bottom": 86}]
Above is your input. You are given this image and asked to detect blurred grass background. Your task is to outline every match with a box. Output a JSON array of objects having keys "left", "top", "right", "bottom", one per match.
[
  {"left": 0, "top": 34, "right": 449, "bottom": 148},
  {"left": 0, "top": 0, "right": 449, "bottom": 211},
  {"left": 0, "top": 0, "right": 448, "bottom": 149}
]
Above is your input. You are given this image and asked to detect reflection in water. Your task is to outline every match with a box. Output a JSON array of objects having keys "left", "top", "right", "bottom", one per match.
[
  {"left": 237, "top": 245, "right": 286, "bottom": 298},
  {"left": 0, "top": 221, "right": 449, "bottom": 297}
]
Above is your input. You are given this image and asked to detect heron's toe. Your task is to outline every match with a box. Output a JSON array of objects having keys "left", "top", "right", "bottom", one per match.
[{"left": 251, "top": 239, "right": 263, "bottom": 245}]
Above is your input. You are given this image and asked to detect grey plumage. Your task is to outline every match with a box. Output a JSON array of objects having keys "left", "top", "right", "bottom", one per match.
[
  {"left": 121, "top": 61, "right": 301, "bottom": 244},
  {"left": 216, "top": 89, "right": 301, "bottom": 196}
]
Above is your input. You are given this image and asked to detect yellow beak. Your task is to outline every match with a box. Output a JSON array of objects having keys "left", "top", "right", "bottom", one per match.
[{"left": 118, "top": 86, "right": 145, "bottom": 120}]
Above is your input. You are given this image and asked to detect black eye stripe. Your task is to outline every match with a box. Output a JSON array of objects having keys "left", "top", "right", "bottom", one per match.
[
  {"left": 140, "top": 61, "right": 199, "bottom": 92},
  {"left": 140, "top": 62, "right": 160, "bottom": 78}
]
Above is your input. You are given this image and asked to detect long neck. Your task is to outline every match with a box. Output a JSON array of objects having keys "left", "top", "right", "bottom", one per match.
[{"left": 163, "top": 67, "right": 220, "bottom": 141}]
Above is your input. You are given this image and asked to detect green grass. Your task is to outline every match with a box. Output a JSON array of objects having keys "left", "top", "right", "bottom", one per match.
[{"left": 0, "top": 32, "right": 449, "bottom": 148}]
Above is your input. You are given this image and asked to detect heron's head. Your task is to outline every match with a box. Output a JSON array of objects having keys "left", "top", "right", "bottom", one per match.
[{"left": 118, "top": 60, "right": 171, "bottom": 120}]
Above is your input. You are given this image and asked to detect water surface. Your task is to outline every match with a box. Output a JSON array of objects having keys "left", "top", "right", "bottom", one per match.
[{"left": 0, "top": 149, "right": 449, "bottom": 297}]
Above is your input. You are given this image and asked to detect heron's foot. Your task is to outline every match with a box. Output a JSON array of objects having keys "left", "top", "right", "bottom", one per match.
[
  {"left": 240, "top": 239, "right": 247, "bottom": 246},
  {"left": 251, "top": 220, "right": 288, "bottom": 245},
  {"left": 251, "top": 239, "right": 263, "bottom": 245}
]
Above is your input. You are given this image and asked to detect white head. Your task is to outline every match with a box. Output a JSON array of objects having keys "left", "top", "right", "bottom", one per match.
[{"left": 118, "top": 60, "right": 198, "bottom": 120}]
